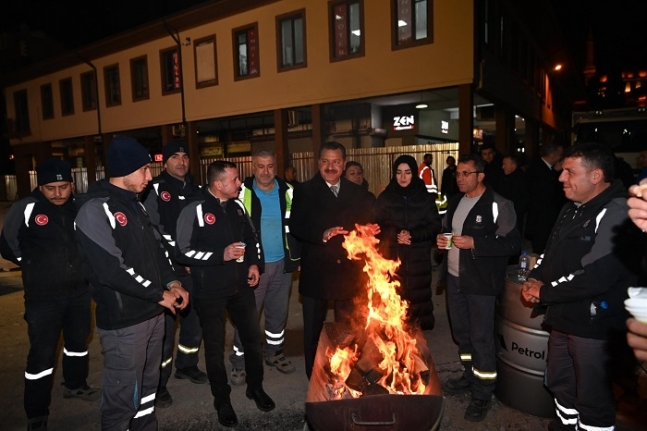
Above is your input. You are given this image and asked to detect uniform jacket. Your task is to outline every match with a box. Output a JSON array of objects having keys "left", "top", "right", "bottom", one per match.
[
  {"left": 289, "top": 173, "right": 375, "bottom": 300},
  {"left": 417, "top": 163, "right": 438, "bottom": 195},
  {"left": 238, "top": 176, "right": 301, "bottom": 273},
  {"left": 529, "top": 180, "right": 642, "bottom": 339},
  {"left": 526, "top": 157, "right": 566, "bottom": 236},
  {"left": 142, "top": 171, "right": 201, "bottom": 273},
  {"left": 375, "top": 177, "right": 442, "bottom": 328},
  {"left": 75, "top": 180, "right": 177, "bottom": 330},
  {"left": 443, "top": 187, "right": 520, "bottom": 295},
  {"left": 175, "top": 190, "right": 263, "bottom": 298},
  {"left": 0, "top": 188, "right": 86, "bottom": 300}
]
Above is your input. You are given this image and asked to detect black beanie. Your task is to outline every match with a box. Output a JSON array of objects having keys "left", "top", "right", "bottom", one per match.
[
  {"left": 107, "top": 136, "right": 152, "bottom": 177},
  {"left": 37, "top": 158, "right": 73, "bottom": 186},
  {"left": 162, "top": 139, "right": 189, "bottom": 163}
]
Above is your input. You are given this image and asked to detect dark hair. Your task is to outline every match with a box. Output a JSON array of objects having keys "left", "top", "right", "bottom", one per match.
[
  {"left": 480, "top": 142, "right": 495, "bottom": 152},
  {"left": 458, "top": 153, "right": 486, "bottom": 172},
  {"left": 503, "top": 154, "right": 519, "bottom": 166},
  {"left": 540, "top": 142, "right": 564, "bottom": 157},
  {"left": 563, "top": 142, "right": 615, "bottom": 182},
  {"left": 207, "top": 160, "right": 237, "bottom": 184},
  {"left": 345, "top": 161, "right": 363, "bottom": 170},
  {"left": 446, "top": 155, "right": 456, "bottom": 163},
  {"left": 318, "top": 141, "right": 346, "bottom": 159}
]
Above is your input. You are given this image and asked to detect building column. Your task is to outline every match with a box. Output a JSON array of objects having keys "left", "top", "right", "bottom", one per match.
[
  {"left": 458, "top": 84, "right": 474, "bottom": 155},
  {"left": 84, "top": 136, "right": 97, "bottom": 184},
  {"left": 495, "top": 105, "right": 515, "bottom": 155},
  {"left": 274, "top": 109, "right": 289, "bottom": 178}
]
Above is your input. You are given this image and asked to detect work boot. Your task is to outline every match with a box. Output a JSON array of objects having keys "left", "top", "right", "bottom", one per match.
[
  {"left": 265, "top": 353, "right": 296, "bottom": 374},
  {"left": 174, "top": 366, "right": 208, "bottom": 384},
  {"left": 214, "top": 399, "right": 238, "bottom": 428},
  {"left": 62, "top": 384, "right": 101, "bottom": 401},
  {"left": 443, "top": 376, "right": 471, "bottom": 394},
  {"left": 156, "top": 386, "right": 173, "bottom": 408},
  {"left": 246, "top": 386, "right": 275, "bottom": 411},
  {"left": 464, "top": 398, "right": 492, "bottom": 422}
]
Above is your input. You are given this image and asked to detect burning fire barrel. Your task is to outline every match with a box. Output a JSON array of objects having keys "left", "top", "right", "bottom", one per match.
[
  {"left": 495, "top": 275, "right": 555, "bottom": 418},
  {"left": 305, "top": 323, "right": 444, "bottom": 431}
]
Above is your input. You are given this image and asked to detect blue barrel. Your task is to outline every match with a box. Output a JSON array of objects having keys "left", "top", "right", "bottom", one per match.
[{"left": 494, "top": 275, "right": 555, "bottom": 418}]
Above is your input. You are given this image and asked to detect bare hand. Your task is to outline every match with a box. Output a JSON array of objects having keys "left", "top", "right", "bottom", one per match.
[
  {"left": 365, "top": 223, "right": 381, "bottom": 236},
  {"left": 452, "top": 234, "right": 474, "bottom": 250},
  {"left": 436, "top": 233, "right": 449, "bottom": 249},
  {"left": 521, "top": 279, "right": 542, "bottom": 304},
  {"left": 323, "top": 226, "right": 348, "bottom": 243},
  {"left": 627, "top": 318, "right": 647, "bottom": 361},
  {"left": 628, "top": 181, "right": 647, "bottom": 231},
  {"left": 158, "top": 290, "right": 180, "bottom": 315},
  {"left": 247, "top": 265, "right": 260, "bottom": 287},
  {"left": 397, "top": 230, "right": 411, "bottom": 245},
  {"left": 168, "top": 282, "right": 189, "bottom": 310},
  {"left": 224, "top": 242, "right": 246, "bottom": 261}
]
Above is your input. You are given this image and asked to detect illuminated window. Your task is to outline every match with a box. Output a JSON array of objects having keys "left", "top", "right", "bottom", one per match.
[
  {"left": 392, "top": 0, "right": 433, "bottom": 49},
  {"left": 233, "top": 23, "right": 260, "bottom": 80},
  {"left": 329, "top": 0, "right": 364, "bottom": 61},
  {"left": 194, "top": 35, "right": 218, "bottom": 88}
]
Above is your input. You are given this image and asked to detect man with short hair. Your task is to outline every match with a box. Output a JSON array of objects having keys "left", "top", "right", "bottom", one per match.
[
  {"left": 0, "top": 159, "right": 100, "bottom": 431},
  {"left": 290, "top": 141, "right": 379, "bottom": 379},
  {"left": 522, "top": 142, "right": 641, "bottom": 431},
  {"left": 176, "top": 161, "right": 274, "bottom": 428},
  {"left": 498, "top": 154, "right": 529, "bottom": 235},
  {"left": 142, "top": 140, "right": 207, "bottom": 408},
  {"left": 229, "top": 150, "right": 301, "bottom": 384},
  {"left": 436, "top": 153, "right": 520, "bottom": 422},
  {"left": 418, "top": 153, "right": 438, "bottom": 198},
  {"left": 75, "top": 136, "right": 189, "bottom": 431},
  {"left": 284, "top": 165, "right": 299, "bottom": 186},
  {"left": 441, "top": 155, "right": 459, "bottom": 200},
  {"left": 479, "top": 142, "right": 504, "bottom": 192}
]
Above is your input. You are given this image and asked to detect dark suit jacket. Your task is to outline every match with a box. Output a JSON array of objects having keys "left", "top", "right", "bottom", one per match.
[
  {"left": 289, "top": 173, "right": 375, "bottom": 300},
  {"left": 526, "top": 157, "right": 566, "bottom": 250}
]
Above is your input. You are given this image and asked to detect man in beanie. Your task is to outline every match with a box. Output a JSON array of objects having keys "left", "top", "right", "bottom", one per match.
[
  {"left": 142, "top": 139, "right": 207, "bottom": 408},
  {"left": 75, "top": 136, "right": 189, "bottom": 431},
  {"left": 0, "top": 158, "right": 100, "bottom": 431}
]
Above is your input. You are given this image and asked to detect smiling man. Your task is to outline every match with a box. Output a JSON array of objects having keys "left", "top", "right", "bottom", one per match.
[{"left": 522, "top": 142, "right": 641, "bottom": 431}]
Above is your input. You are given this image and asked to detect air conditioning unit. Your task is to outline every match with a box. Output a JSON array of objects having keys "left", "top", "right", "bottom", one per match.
[{"left": 172, "top": 123, "right": 186, "bottom": 137}]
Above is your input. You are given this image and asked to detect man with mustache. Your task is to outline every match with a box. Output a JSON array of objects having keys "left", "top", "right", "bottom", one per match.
[
  {"left": 0, "top": 159, "right": 100, "bottom": 431},
  {"left": 289, "top": 141, "right": 379, "bottom": 379}
]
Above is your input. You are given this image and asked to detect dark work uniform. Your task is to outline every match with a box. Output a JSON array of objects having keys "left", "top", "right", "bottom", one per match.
[
  {"left": 0, "top": 189, "right": 92, "bottom": 421},
  {"left": 175, "top": 192, "right": 264, "bottom": 404},
  {"left": 142, "top": 171, "right": 203, "bottom": 388}
]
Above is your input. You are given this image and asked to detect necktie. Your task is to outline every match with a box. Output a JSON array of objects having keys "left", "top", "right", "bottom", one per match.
[{"left": 330, "top": 185, "right": 338, "bottom": 197}]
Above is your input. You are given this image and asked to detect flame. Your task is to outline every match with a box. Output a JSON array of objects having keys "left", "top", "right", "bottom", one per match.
[{"left": 325, "top": 224, "right": 427, "bottom": 398}]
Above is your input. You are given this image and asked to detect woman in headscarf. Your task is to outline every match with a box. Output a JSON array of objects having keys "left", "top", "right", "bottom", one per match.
[{"left": 375, "top": 155, "right": 441, "bottom": 330}]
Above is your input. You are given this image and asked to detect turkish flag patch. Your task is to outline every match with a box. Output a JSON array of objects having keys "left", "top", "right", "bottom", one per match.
[
  {"left": 34, "top": 214, "right": 49, "bottom": 226},
  {"left": 204, "top": 213, "right": 216, "bottom": 225},
  {"left": 114, "top": 212, "right": 128, "bottom": 227},
  {"left": 160, "top": 191, "right": 171, "bottom": 202}
]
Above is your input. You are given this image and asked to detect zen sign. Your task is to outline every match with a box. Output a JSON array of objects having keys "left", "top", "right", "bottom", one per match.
[{"left": 393, "top": 115, "right": 415, "bottom": 131}]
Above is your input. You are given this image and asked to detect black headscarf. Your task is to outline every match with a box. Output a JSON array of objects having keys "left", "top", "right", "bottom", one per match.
[{"left": 388, "top": 155, "right": 426, "bottom": 196}]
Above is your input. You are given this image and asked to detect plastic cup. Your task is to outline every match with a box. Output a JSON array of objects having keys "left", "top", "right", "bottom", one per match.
[
  {"left": 443, "top": 233, "right": 453, "bottom": 250},
  {"left": 235, "top": 243, "right": 246, "bottom": 263},
  {"left": 628, "top": 287, "right": 647, "bottom": 299},
  {"left": 625, "top": 297, "right": 647, "bottom": 322}
]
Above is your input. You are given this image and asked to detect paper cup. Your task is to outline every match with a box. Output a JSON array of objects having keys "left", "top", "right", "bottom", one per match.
[
  {"left": 443, "top": 233, "right": 453, "bottom": 250},
  {"left": 628, "top": 287, "right": 647, "bottom": 299},
  {"left": 625, "top": 297, "right": 647, "bottom": 322},
  {"left": 235, "top": 243, "right": 246, "bottom": 263}
]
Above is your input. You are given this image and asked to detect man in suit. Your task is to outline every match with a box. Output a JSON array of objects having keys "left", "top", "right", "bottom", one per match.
[{"left": 289, "top": 141, "right": 379, "bottom": 379}]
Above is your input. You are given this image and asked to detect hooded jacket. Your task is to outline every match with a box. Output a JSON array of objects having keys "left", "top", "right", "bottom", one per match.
[{"left": 530, "top": 180, "right": 642, "bottom": 338}]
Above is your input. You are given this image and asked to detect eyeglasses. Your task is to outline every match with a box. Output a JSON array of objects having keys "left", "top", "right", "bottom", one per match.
[{"left": 453, "top": 171, "right": 481, "bottom": 178}]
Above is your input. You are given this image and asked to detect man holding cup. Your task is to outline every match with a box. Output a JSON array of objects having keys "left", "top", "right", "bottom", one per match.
[
  {"left": 175, "top": 161, "right": 273, "bottom": 428},
  {"left": 436, "top": 153, "right": 520, "bottom": 422},
  {"left": 522, "top": 143, "right": 642, "bottom": 431}
]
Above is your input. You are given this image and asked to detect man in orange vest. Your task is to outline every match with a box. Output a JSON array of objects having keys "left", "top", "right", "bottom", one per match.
[{"left": 418, "top": 153, "right": 438, "bottom": 199}]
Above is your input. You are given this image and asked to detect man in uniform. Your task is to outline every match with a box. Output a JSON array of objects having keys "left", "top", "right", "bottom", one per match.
[
  {"left": 143, "top": 140, "right": 207, "bottom": 408},
  {"left": 418, "top": 153, "right": 438, "bottom": 198},
  {"left": 0, "top": 159, "right": 100, "bottom": 431},
  {"left": 75, "top": 136, "right": 189, "bottom": 430}
]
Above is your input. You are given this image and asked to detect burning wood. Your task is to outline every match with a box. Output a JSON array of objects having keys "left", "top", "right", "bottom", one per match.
[{"left": 322, "top": 224, "right": 430, "bottom": 399}]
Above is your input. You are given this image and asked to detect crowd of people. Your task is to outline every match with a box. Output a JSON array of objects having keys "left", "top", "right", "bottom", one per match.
[{"left": 2, "top": 136, "right": 647, "bottom": 431}]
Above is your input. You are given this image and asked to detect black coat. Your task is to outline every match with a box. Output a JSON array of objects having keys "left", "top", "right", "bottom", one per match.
[
  {"left": 289, "top": 173, "right": 375, "bottom": 300},
  {"left": 498, "top": 168, "right": 530, "bottom": 232},
  {"left": 526, "top": 158, "right": 566, "bottom": 253},
  {"left": 375, "top": 179, "right": 441, "bottom": 329}
]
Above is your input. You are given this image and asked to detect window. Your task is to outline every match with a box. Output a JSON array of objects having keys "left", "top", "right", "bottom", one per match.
[
  {"left": 160, "top": 47, "right": 182, "bottom": 94},
  {"left": 81, "top": 71, "right": 97, "bottom": 111},
  {"left": 329, "top": 0, "right": 364, "bottom": 61},
  {"left": 60, "top": 78, "right": 74, "bottom": 116},
  {"left": 14, "top": 90, "right": 30, "bottom": 134},
  {"left": 130, "top": 56, "right": 149, "bottom": 101},
  {"left": 104, "top": 64, "right": 121, "bottom": 107},
  {"left": 277, "top": 10, "right": 307, "bottom": 71},
  {"left": 194, "top": 36, "right": 218, "bottom": 88},
  {"left": 233, "top": 24, "right": 260, "bottom": 80},
  {"left": 41, "top": 84, "right": 54, "bottom": 120},
  {"left": 392, "top": 0, "right": 433, "bottom": 49}
]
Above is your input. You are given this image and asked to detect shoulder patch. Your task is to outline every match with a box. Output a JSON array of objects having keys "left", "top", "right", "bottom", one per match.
[
  {"left": 204, "top": 213, "right": 216, "bottom": 225},
  {"left": 160, "top": 191, "right": 171, "bottom": 202},
  {"left": 114, "top": 212, "right": 128, "bottom": 227},
  {"left": 34, "top": 214, "right": 49, "bottom": 226}
]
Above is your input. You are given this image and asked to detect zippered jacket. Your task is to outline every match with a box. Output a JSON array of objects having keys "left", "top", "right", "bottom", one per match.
[
  {"left": 238, "top": 176, "right": 301, "bottom": 273},
  {"left": 75, "top": 180, "right": 177, "bottom": 330},
  {"left": 175, "top": 190, "right": 263, "bottom": 298},
  {"left": 0, "top": 188, "right": 86, "bottom": 300},
  {"left": 443, "top": 187, "right": 520, "bottom": 295},
  {"left": 529, "top": 180, "right": 643, "bottom": 338}
]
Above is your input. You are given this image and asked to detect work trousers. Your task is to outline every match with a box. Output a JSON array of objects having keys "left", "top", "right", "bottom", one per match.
[
  {"left": 194, "top": 289, "right": 264, "bottom": 403},
  {"left": 446, "top": 274, "right": 497, "bottom": 400},
  {"left": 23, "top": 291, "right": 92, "bottom": 419},
  {"left": 546, "top": 330, "right": 616, "bottom": 431},
  {"left": 97, "top": 313, "right": 164, "bottom": 431},
  {"left": 230, "top": 260, "right": 292, "bottom": 368},
  {"left": 159, "top": 273, "right": 202, "bottom": 388}
]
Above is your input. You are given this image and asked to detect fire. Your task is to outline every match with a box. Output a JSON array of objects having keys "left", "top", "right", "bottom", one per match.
[{"left": 325, "top": 224, "right": 427, "bottom": 398}]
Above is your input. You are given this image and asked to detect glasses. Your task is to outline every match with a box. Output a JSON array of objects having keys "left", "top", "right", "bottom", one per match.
[{"left": 453, "top": 171, "right": 480, "bottom": 178}]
